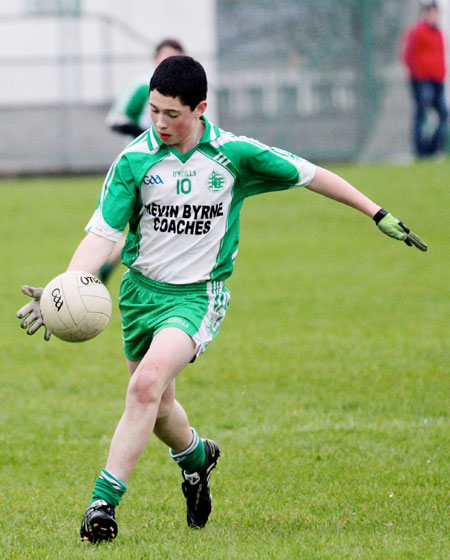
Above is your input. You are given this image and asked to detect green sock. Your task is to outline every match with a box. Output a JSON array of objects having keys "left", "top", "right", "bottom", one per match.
[
  {"left": 90, "top": 469, "right": 128, "bottom": 508},
  {"left": 170, "top": 428, "right": 206, "bottom": 474}
]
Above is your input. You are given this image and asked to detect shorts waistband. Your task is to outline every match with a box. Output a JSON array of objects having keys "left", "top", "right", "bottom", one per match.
[{"left": 128, "top": 268, "right": 220, "bottom": 295}]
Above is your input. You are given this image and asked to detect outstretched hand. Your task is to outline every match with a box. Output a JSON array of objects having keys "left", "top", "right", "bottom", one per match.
[
  {"left": 16, "top": 285, "right": 51, "bottom": 340},
  {"left": 373, "top": 209, "right": 427, "bottom": 251}
]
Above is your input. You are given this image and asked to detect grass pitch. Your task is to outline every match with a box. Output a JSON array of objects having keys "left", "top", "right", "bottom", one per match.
[{"left": 0, "top": 159, "right": 449, "bottom": 559}]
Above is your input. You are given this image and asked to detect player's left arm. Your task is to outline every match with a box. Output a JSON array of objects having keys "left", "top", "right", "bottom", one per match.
[
  {"left": 308, "top": 166, "right": 380, "bottom": 216},
  {"left": 307, "top": 166, "right": 427, "bottom": 251}
]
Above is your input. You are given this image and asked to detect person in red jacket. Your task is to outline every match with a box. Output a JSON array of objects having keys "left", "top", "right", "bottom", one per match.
[{"left": 401, "top": 0, "right": 448, "bottom": 157}]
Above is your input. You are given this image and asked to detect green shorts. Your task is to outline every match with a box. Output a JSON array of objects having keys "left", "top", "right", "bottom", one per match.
[{"left": 119, "top": 268, "right": 231, "bottom": 362}]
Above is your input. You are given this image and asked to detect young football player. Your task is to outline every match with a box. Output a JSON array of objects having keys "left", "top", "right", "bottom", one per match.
[{"left": 17, "top": 56, "right": 427, "bottom": 543}]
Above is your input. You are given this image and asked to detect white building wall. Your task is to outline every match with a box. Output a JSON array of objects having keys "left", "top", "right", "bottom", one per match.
[
  {"left": 0, "top": 0, "right": 217, "bottom": 172},
  {"left": 0, "top": 0, "right": 217, "bottom": 116}
]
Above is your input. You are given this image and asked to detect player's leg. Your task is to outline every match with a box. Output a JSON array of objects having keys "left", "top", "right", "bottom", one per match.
[
  {"left": 148, "top": 283, "right": 232, "bottom": 529},
  {"left": 81, "top": 327, "right": 195, "bottom": 543},
  {"left": 81, "top": 276, "right": 229, "bottom": 541},
  {"left": 106, "top": 327, "right": 195, "bottom": 480},
  {"left": 153, "top": 380, "right": 192, "bottom": 451},
  {"left": 126, "top": 359, "right": 192, "bottom": 453},
  {"left": 152, "top": 379, "right": 221, "bottom": 529}
]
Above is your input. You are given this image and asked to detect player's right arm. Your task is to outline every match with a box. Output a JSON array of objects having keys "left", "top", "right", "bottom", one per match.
[
  {"left": 67, "top": 232, "right": 115, "bottom": 274},
  {"left": 16, "top": 233, "right": 114, "bottom": 340},
  {"left": 18, "top": 154, "right": 137, "bottom": 338}
]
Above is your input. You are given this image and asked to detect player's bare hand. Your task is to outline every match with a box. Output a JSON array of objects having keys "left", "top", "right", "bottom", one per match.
[
  {"left": 17, "top": 285, "right": 51, "bottom": 340},
  {"left": 373, "top": 209, "right": 427, "bottom": 251}
]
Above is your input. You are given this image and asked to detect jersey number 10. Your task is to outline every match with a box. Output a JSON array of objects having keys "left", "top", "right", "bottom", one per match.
[{"left": 176, "top": 178, "right": 192, "bottom": 194}]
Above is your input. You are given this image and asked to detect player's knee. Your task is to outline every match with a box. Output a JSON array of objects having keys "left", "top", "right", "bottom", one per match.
[{"left": 127, "top": 364, "right": 165, "bottom": 406}]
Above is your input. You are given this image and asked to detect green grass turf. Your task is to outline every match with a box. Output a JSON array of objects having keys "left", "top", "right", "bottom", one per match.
[{"left": 0, "top": 159, "right": 448, "bottom": 559}]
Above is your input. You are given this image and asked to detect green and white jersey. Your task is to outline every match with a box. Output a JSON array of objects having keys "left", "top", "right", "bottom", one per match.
[
  {"left": 86, "top": 116, "right": 316, "bottom": 284},
  {"left": 106, "top": 75, "right": 152, "bottom": 132}
]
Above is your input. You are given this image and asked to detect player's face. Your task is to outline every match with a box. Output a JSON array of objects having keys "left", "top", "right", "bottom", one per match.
[{"left": 150, "top": 89, "right": 206, "bottom": 153}]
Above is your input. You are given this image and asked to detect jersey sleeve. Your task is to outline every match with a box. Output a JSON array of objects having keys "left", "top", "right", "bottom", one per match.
[
  {"left": 106, "top": 80, "right": 149, "bottom": 128},
  {"left": 230, "top": 137, "right": 316, "bottom": 198},
  {"left": 85, "top": 155, "right": 138, "bottom": 241},
  {"left": 124, "top": 84, "right": 149, "bottom": 124}
]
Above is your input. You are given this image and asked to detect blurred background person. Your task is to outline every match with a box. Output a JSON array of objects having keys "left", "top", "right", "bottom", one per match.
[
  {"left": 106, "top": 38, "right": 185, "bottom": 139},
  {"left": 100, "top": 38, "right": 185, "bottom": 284},
  {"left": 400, "top": 0, "right": 448, "bottom": 158}
]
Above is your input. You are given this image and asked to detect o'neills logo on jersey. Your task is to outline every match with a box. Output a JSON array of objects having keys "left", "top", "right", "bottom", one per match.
[
  {"left": 144, "top": 202, "right": 224, "bottom": 236},
  {"left": 173, "top": 170, "right": 196, "bottom": 178}
]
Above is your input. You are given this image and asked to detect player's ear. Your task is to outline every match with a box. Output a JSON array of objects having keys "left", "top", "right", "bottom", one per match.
[{"left": 195, "top": 101, "right": 207, "bottom": 118}]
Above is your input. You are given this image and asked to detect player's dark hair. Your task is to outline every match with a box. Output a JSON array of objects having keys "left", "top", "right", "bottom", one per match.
[
  {"left": 150, "top": 56, "right": 207, "bottom": 110},
  {"left": 154, "top": 38, "right": 185, "bottom": 58}
]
